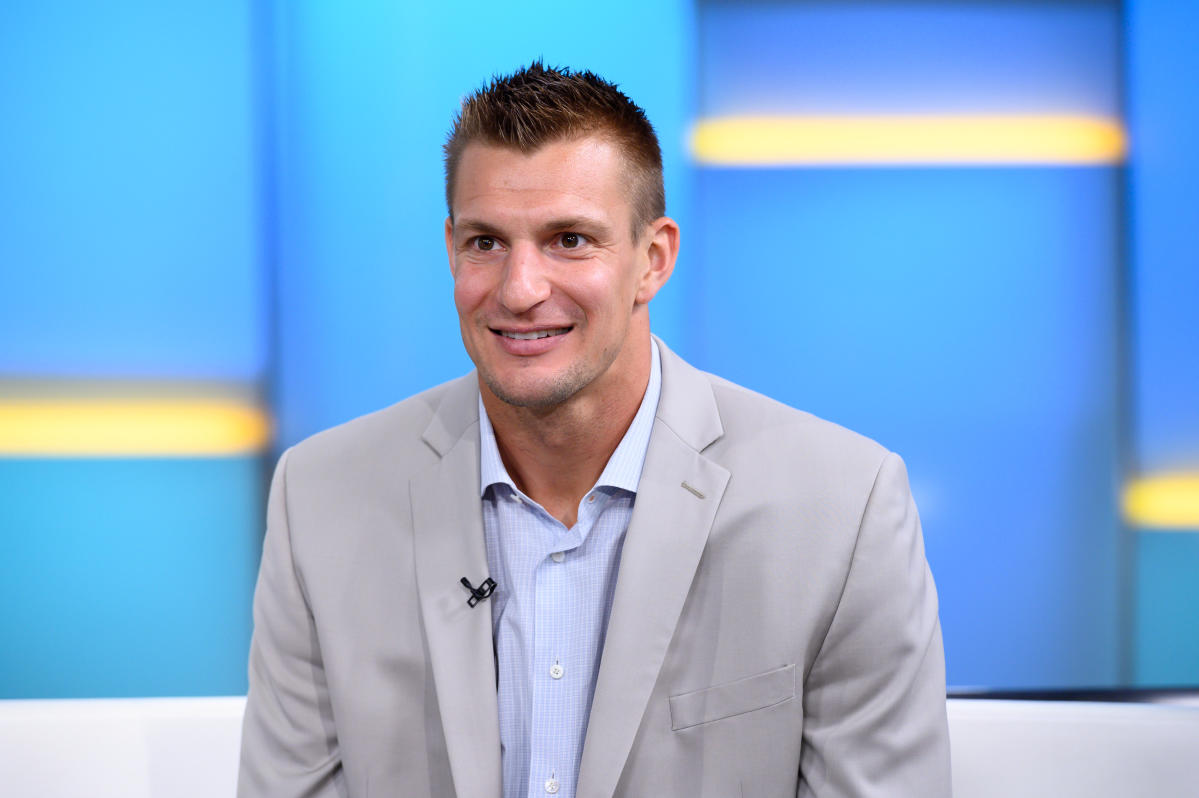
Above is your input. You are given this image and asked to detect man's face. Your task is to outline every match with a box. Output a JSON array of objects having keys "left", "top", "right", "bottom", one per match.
[{"left": 446, "top": 136, "right": 672, "bottom": 409}]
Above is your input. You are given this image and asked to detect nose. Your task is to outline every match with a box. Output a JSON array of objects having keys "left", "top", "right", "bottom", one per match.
[{"left": 498, "top": 242, "right": 551, "bottom": 314}]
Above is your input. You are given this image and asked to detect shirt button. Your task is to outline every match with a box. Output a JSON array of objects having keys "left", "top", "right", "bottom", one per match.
[
  {"left": 549, "top": 663, "right": 564, "bottom": 679},
  {"left": 550, "top": 551, "right": 565, "bottom": 563},
  {"left": 545, "top": 777, "right": 560, "bottom": 794}
]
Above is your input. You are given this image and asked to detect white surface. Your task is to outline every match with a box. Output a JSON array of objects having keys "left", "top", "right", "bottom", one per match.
[
  {"left": 0, "top": 696, "right": 245, "bottom": 798},
  {"left": 2, "top": 696, "right": 1199, "bottom": 797},
  {"left": 948, "top": 699, "right": 1199, "bottom": 798}
]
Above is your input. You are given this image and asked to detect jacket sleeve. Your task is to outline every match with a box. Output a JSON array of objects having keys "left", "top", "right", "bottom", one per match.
[
  {"left": 238, "top": 448, "right": 346, "bottom": 798},
  {"left": 798, "top": 452, "right": 952, "bottom": 797}
]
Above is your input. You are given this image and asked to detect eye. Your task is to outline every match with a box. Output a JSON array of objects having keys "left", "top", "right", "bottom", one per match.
[
  {"left": 473, "top": 236, "right": 497, "bottom": 251},
  {"left": 559, "top": 232, "right": 586, "bottom": 249}
]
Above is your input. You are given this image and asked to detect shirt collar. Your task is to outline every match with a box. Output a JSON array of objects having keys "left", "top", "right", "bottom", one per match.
[{"left": 478, "top": 338, "right": 662, "bottom": 497}]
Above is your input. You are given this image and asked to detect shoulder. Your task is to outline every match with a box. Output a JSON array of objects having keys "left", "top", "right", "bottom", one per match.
[
  {"left": 654, "top": 337, "right": 888, "bottom": 475},
  {"left": 653, "top": 338, "right": 893, "bottom": 500},
  {"left": 279, "top": 372, "right": 477, "bottom": 491},
  {"left": 682, "top": 367, "right": 897, "bottom": 517},
  {"left": 705, "top": 371, "right": 887, "bottom": 469}
]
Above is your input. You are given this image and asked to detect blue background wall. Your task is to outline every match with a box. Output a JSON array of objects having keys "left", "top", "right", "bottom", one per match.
[
  {"left": 1126, "top": 0, "right": 1199, "bottom": 685},
  {"left": 1, "top": 0, "right": 1195, "bottom": 697},
  {"left": 694, "top": 1, "right": 1124, "bottom": 688},
  {"left": 1, "top": 0, "right": 266, "bottom": 697},
  {"left": 0, "top": 0, "right": 267, "bottom": 379}
]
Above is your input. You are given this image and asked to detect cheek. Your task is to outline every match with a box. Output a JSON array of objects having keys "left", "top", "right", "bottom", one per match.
[
  {"left": 570, "top": 262, "right": 635, "bottom": 309},
  {"left": 452, "top": 267, "right": 492, "bottom": 314},
  {"left": 585, "top": 269, "right": 641, "bottom": 318}
]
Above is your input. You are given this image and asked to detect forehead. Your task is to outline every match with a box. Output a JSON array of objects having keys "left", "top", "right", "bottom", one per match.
[{"left": 451, "top": 136, "right": 634, "bottom": 226}]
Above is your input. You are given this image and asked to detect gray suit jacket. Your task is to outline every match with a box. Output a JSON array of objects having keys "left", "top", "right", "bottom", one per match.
[{"left": 238, "top": 339, "right": 950, "bottom": 798}]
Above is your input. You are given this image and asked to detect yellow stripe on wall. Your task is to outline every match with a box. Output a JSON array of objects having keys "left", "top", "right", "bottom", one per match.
[
  {"left": 0, "top": 399, "right": 270, "bottom": 457},
  {"left": 1124, "top": 473, "right": 1199, "bottom": 531},
  {"left": 691, "top": 114, "right": 1127, "bottom": 166}
]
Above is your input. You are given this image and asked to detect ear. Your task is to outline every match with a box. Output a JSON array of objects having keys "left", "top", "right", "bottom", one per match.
[
  {"left": 635, "top": 216, "right": 679, "bottom": 305},
  {"left": 444, "top": 216, "right": 456, "bottom": 277}
]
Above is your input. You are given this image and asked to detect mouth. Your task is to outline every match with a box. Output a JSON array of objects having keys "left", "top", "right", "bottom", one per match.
[{"left": 492, "top": 327, "right": 572, "bottom": 340}]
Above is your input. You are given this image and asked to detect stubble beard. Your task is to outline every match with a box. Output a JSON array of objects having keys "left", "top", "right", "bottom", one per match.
[
  {"left": 481, "top": 359, "right": 595, "bottom": 410},
  {"left": 479, "top": 337, "right": 626, "bottom": 411}
]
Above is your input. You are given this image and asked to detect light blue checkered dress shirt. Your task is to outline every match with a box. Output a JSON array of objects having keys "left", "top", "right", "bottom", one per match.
[{"left": 479, "top": 341, "right": 662, "bottom": 798}]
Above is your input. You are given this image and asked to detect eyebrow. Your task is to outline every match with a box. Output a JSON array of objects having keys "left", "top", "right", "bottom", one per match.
[
  {"left": 453, "top": 218, "right": 503, "bottom": 236},
  {"left": 454, "top": 215, "right": 615, "bottom": 240},
  {"left": 538, "top": 216, "right": 611, "bottom": 236}
]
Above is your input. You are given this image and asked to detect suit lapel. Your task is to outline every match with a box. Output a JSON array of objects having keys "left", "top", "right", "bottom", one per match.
[
  {"left": 577, "top": 340, "right": 730, "bottom": 798},
  {"left": 411, "top": 377, "right": 502, "bottom": 798}
]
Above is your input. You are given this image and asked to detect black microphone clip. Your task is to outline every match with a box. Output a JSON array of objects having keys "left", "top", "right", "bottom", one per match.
[{"left": 460, "top": 576, "right": 497, "bottom": 608}]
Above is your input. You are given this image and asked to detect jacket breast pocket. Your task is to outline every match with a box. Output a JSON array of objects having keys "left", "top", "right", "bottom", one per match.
[{"left": 668, "top": 663, "right": 796, "bottom": 731}]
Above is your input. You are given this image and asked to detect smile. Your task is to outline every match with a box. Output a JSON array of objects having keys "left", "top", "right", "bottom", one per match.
[{"left": 495, "top": 328, "right": 571, "bottom": 340}]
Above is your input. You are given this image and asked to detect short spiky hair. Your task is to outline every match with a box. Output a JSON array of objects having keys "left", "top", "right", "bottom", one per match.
[{"left": 443, "top": 62, "right": 665, "bottom": 234}]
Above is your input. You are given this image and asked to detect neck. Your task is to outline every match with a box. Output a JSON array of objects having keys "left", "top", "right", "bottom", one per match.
[{"left": 482, "top": 336, "right": 652, "bottom": 527}]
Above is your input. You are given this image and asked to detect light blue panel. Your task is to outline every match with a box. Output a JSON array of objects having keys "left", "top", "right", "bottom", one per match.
[
  {"left": 695, "top": 0, "right": 1124, "bottom": 690},
  {"left": 692, "top": 167, "right": 1123, "bottom": 688},
  {"left": 272, "top": 0, "right": 696, "bottom": 447},
  {"left": 0, "top": 458, "right": 263, "bottom": 698},
  {"left": 1135, "top": 532, "right": 1199, "bottom": 685},
  {"left": 1127, "top": 0, "right": 1199, "bottom": 472},
  {"left": 0, "top": 1, "right": 266, "bottom": 379},
  {"left": 700, "top": 0, "right": 1119, "bottom": 115}
]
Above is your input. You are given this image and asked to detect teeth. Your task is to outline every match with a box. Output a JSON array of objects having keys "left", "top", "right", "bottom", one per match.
[{"left": 501, "top": 328, "right": 569, "bottom": 340}]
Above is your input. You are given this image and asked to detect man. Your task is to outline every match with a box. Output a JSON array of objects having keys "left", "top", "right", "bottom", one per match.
[{"left": 239, "top": 63, "right": 950, "bottom": 798}]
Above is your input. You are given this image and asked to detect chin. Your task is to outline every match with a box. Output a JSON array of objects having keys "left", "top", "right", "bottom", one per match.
[{"left": 482, "top": 366, "right": 591, "bottom": 410}]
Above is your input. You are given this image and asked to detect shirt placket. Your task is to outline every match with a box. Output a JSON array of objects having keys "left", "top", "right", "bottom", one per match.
[{"left": 527, "top": 493, "right": 601, "bottom": 798}]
